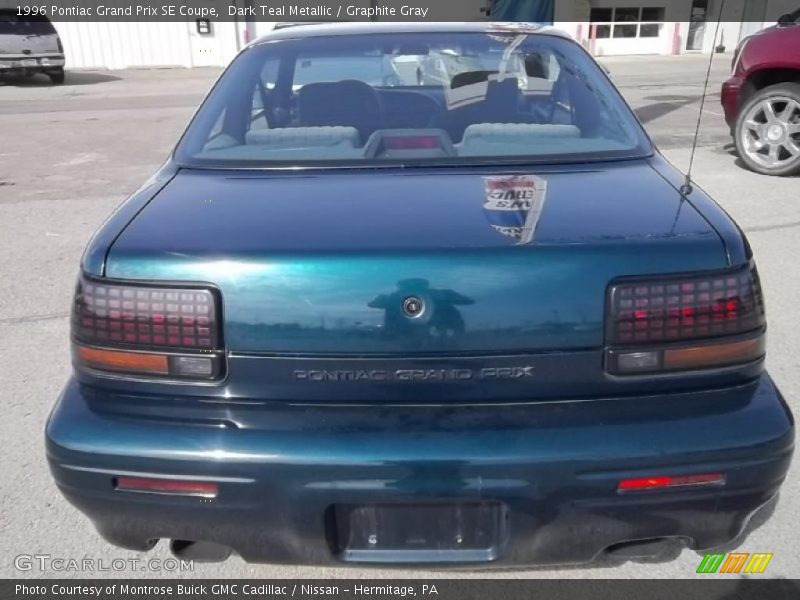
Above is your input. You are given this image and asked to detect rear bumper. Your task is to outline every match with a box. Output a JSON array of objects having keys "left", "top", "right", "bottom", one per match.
[
  {"left": 721, "top": 76, "right": 744, "bottom": 129},
  {"left": 0, "top": 54, "right": 65, "bottom": 71},
  {"left": 46, "top": 375, "right": 793, "bottom": 567}
]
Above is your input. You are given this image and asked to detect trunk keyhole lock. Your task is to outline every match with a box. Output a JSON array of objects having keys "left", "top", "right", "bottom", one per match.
[{"left": 402, "top": 296, "right": 425, "bottom": 318}]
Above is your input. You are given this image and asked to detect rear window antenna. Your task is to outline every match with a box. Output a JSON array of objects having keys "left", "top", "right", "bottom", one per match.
[{"left": 681, "top": 0, "right": 726, "bottom": 196}]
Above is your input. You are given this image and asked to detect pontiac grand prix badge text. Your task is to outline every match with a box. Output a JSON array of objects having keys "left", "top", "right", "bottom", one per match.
[{"left": 294, "top": 367, "right": 535, "bottom": 382}]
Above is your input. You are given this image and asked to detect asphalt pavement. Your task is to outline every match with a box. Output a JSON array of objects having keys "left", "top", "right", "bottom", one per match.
[{"left": 0, "top": 53, "right": 797, "bottom": 579}]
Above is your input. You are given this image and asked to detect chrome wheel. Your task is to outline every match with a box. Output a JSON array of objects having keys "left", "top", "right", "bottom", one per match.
[{"left": 740, "top": 96, "right": 800, "bottom": 170}]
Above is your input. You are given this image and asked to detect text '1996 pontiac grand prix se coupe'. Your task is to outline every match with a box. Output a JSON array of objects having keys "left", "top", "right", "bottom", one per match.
[{"left": 46, "top": 23, "right": 794, "bottom": 567}]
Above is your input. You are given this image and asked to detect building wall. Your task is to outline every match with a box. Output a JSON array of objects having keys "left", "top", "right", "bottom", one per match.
[
  {"left": 52, "top": 0, "right": 796, "bottom": 70},
  {"left": 56, "top": 21, "right": 244, "bottom": 69},
  {"left": 557, "top": 0, "right": 796, "bottom": 56}
]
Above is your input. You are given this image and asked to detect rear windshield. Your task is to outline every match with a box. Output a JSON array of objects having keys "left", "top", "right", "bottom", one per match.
[
  {"left": 0, "top": 10, "right": 56, "bottom": 35},
  {"left": 175, "top": 31, "right": 651, "bottom": 168}
]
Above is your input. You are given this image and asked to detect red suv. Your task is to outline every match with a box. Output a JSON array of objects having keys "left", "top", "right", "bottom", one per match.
[{"left": 722, "top": 10, "right": 800, "bottom": 176}]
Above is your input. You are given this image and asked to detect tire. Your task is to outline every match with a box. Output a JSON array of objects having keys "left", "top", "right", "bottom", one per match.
[
  {"left": 734, "top": 82, "right": 800, "bottom": 176},
  {"left": 48, "top": 68, "right": 65, "bottom": 84}
]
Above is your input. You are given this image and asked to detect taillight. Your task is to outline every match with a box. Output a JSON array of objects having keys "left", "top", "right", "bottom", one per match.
[
  {"left": 56, "top": 36, "right": 64, "bottom": 54},
  {"left": 605, "top": 264, "right": 765, "bottom": 375},
  {"left": 71, "top": 276, "right": 223, "bottom": 380}
]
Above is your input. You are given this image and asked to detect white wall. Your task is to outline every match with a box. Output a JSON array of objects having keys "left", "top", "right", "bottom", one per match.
[
  {"left": 55, "top": 21, "right": 242, "bottom": 70},
  {"left": 185, "top": 20, "right": 241, "bottom": 67},
  {"left": 51, "top": 0, "right": 798, "bottom": 70}
]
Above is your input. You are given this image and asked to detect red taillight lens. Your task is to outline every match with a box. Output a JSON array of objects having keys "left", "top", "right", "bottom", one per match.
[
  {"left": 115, "top": 476, "right": 218, "bottom": 498},
  {"left": 606, "top": 265, "right": 766, "bottom": 374},
  {"left": 384, "top": 135, "right": 441, "bottom": 150},
  {"left": 73, "top": 279, "right": 219, "bottom": 350},
  {"left": 618, "top": 473, "right": 725, "bottom": 493},
  {"left": 71, "top": 277, "right": 223, "bottom": 380},
  {"left": 608, "top": 265, "right": 763, "bottom": 345}
]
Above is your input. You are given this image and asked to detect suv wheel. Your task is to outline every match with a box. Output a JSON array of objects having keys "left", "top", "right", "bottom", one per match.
[
  {"left": 735, "top": 82, "right": 800, "bottom": 176},
  {"left": 48, "top": 68, "right": 65, "bottom": 84}
]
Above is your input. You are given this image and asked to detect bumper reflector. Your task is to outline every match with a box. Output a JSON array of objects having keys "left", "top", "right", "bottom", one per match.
[
  {"left": 115, "top": 477, "right": 218, "bottom": 498},
  {"left": 77, "top": 346, "right": 168, "bottom": 375},
  {"left": 618, "top": 473, "right": 725, "bottom": 493}
]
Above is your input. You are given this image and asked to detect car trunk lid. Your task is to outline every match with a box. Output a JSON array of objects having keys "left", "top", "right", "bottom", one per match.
[{"left": 103, "top": 162, "right": 729, "bottom": 401}]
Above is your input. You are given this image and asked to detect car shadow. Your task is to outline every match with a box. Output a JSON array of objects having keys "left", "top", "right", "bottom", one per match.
[
  {"left": 0, "top": 70, "right": 121, "bottom": 87},
  {"left": 635, "top": 94, "right": 703, "bottom": 124}
]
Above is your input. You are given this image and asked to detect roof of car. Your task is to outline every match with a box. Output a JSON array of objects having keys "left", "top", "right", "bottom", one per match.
[{"left": 254, "top": 21, "right": 570, "bottom": 43}]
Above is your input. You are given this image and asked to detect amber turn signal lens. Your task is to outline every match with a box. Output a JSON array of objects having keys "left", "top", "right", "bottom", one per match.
[
  {"left": 77, "top": 345, "right": 169, "bottom": 375},
  {"left": 662, "top": 336, "right": 765, "bottom": 370},
  {"left": 607, "top": 333, "right": 765, "bottom": 374}
]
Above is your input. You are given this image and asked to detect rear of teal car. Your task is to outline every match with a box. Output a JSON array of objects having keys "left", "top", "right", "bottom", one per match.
[{"left": 46, "top": 23, "right": 793, "bottom": 566}]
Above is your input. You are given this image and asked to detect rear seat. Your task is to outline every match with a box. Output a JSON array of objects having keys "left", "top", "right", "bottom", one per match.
[
  {"left": 246, "top": 126, "right": 360, "bottom": 148},
  {"left": 457, "top": 123, "right": 581, "bottom": 156},
  {"left": 209, "top": 123, "right": 583, "bottom": 160},
  {"left": 239, "top": 126, "right": 362, "bottom": 159}
]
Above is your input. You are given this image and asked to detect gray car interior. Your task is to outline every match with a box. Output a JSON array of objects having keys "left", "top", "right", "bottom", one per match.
[{"left": 200, "top": 62, "right": 614, "bottom": 160}]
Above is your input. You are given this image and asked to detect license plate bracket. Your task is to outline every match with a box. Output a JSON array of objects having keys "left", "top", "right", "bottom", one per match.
[{"left": 332, "top": 502, "right": 507, "bottom": 563}]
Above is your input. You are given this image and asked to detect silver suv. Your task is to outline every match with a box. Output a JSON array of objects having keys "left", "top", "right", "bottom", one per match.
[{"left": 0, "top": 10, "right": 65, "bottom": 84}]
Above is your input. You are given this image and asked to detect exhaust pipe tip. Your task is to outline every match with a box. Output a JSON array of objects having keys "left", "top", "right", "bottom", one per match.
[
  {"left": 604, "top": 537, "right": 687, "bottom": 562},
  {"left": 169, "top": 539, "right": 232, "bottom": 563},
  {"left": 97, "top": 527, "right": 159, "bottom": 552}
]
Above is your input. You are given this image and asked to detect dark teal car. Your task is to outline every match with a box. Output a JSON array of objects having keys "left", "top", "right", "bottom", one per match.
[{"left": 46, "top": 23, "right": 793, "bottom": 567}]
